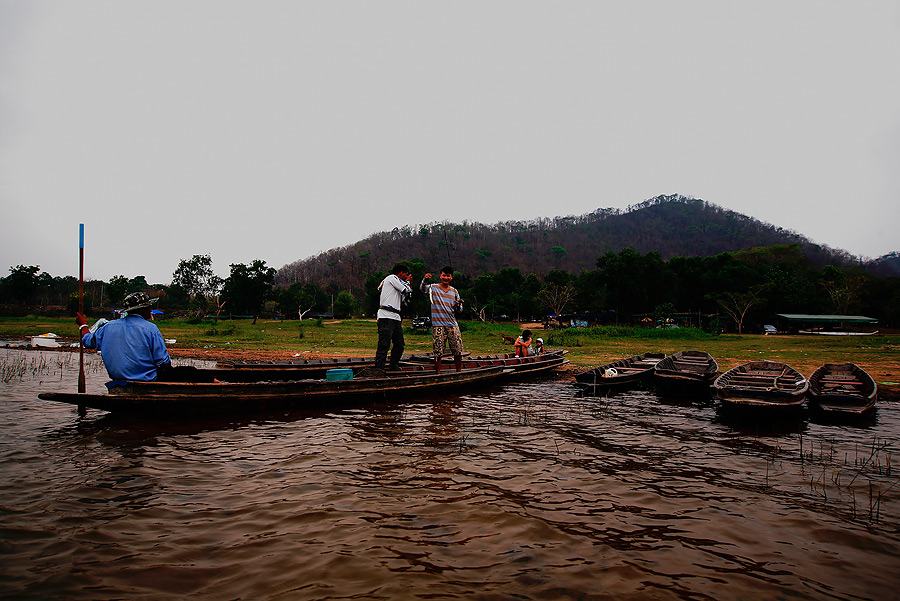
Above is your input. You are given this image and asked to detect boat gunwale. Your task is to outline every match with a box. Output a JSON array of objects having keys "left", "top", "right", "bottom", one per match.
[
  {"left": 714, "top": 360, "right": 809, "bottom": 408},
  {"left": 575, "top": 352, "right": 667, "bottom": 387},
  {"left": 807, "top": 362, "right": 877, "bottom": 415}
]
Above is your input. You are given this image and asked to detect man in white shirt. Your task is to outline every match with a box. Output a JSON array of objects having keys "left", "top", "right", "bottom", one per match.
[{"left": 374, "top": 263, "right": 412, "bottom": 372}]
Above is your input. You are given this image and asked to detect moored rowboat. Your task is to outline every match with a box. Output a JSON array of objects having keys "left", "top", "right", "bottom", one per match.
[
  {"left": 575, "top": 352, "right": 666, "bottom": 390},
  {"left": 808, "top": 363, "right": 877, "bottom": 416},
  {"left": 653, "top": 351, "right": 719, "bottom": 393},
  {"left": 713, "top": 360, "right": 808, "bottom": 410}
]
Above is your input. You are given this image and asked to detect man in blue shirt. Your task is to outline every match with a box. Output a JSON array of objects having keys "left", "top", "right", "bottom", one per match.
[{"left": 76, "top": 291, "right": 171, "bottom": 381}]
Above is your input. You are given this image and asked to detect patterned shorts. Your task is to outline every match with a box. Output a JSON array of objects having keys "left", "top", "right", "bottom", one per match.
[{"left": 432, "top": 325, "right": 464, "bottom": 356}]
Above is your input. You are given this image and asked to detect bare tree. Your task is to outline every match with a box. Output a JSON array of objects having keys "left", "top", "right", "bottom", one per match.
[
  {"left": 298, "top": 304, "right": 314, "bottom": 321},
  {"left": 714, "top": 285, "right": 768, "bottom": 334},
  {"left": 213, "top": 296, "right": 226, "bottom": 323},
  {"left": 538, "top": 282, "right": 576, "bottom": 325}
]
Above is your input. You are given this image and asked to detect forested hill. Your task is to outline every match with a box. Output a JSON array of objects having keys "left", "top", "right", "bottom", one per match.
[{"left": 275, "top": 195, "right": 863, "bottom": 289}]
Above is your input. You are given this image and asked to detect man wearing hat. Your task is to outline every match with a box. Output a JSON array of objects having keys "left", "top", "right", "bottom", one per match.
[{"left": 76, "top": 291, "right": 172, "bottom": 381}]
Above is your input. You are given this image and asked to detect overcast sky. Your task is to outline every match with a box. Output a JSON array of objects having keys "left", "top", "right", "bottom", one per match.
[{"left": 1, "top": 1, "right": 898, "bottom": 284}]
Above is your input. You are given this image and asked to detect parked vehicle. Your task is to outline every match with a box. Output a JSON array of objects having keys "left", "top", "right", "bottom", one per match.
[{"left": 411, "top": 316, "right": 432, "bottom": 332}]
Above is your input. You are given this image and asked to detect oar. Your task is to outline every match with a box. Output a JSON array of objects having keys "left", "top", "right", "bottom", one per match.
[{"left": 78, "top": 224, "right": 86, "bottom": 395}]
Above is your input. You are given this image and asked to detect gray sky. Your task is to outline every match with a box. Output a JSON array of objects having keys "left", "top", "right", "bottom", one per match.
[{"left": 2, "top": 1, "right": 898, "bottom": 285}]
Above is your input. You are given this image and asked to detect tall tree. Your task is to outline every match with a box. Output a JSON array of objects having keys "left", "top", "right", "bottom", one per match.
[
  {"left": 0, "top": 265, "right": 41, "bottom": 305},
  {"left": 333, "top": 290, "right": 358, "bottom": 318},
  {"left": 222, "top": 260, "right": 276, "bottom": 316},
  {"left": 172, "top": 254, "right": 217, "bottom": 303},
  {"left": 106, "top": 275, "right": 131, "bottom": 307}
]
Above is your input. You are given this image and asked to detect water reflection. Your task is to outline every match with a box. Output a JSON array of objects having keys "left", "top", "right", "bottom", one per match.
[{"left": 1, "top": 349, "right": 898, "bottom": 600}]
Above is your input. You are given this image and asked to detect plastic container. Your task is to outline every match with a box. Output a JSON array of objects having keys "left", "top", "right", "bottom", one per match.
[{"left": 325, "top": 368, "right": 354, "bottom": 381}]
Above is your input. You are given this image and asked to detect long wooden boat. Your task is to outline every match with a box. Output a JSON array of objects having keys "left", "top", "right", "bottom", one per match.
[
  {"left": 713, "top": 361, "right": 808, "bottom": 410},
  {"left": 653, "top": 351, "right": 719, "bottom": 393},
  {"left": 207, "top": 350, "right": 563, "bottom": 381},
  {"left": 808, "top": 363, "right": 877, "bottom": 416},
  {"left": 575, "top": 352, "right": 666, "bottom": 390},
  {"left": 407, "top": 350, "right": 569, "bottom": 376},
  {"left": 37, "top": 365, "right": 508, "bottom": 416}
]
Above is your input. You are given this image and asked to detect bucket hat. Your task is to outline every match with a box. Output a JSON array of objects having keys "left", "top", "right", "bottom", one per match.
[{"left": 122, "top": 291, "right": 159, "bottom": 312}]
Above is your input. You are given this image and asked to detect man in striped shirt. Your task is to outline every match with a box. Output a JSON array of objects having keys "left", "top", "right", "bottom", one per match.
[{"left": 420, "top": 266, "right": 464, "bottom": 374}]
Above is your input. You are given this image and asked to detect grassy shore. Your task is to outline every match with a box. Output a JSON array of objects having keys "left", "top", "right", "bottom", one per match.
[{"left": 3, "top": 315, "right": 899, "bottom": 387}]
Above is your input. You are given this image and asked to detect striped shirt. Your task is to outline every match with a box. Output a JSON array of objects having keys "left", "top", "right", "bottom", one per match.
[{"left": 420, "top": 281, "right": 461, "bottom": 327}]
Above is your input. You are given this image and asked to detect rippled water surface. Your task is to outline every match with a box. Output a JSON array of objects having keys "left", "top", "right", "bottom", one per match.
[{"left": 1, "top": 349, "right": 898, "bottom": 600}]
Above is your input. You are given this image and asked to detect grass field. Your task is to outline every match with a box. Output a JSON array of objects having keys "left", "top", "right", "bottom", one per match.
[{"left": 3, "top": 315, "right": 899, "bottom": 386}]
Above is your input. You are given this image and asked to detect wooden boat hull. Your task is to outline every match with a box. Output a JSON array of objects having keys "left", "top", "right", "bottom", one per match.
[
  {"left": 215, "top": 353, "right": 441, "bottom": 370},
  {"left": 428, "top": 350, "right": 569, "bottom": 376},
  {"left": 808, "top": 363, "right": 877, "bottom": 416},
  {"left": 37, "top": 365, "right": 508, "bottom": 416},
  {"left": 213, "top": 351, "right": 568, "bottom": 381},
  {"left": 653, "top": 351, "right": 719, "bottom": 393},
  {"left": 575, "top": 352, "right": 666, "bottom": 390},
  {"left": 714, "top": 361, "right": 808, "bottom": 410}
]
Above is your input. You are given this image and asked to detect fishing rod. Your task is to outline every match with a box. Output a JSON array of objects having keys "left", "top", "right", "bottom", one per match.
[
  {"left": 78, "top": 223, "right": 86, "bottom": 395},
  {"left": 443, "top": 229, "right": 453, "bottom": 271}
]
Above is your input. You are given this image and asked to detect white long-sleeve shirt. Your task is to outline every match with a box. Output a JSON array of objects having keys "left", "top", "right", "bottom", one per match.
[{"left": 377, "top": 274, "right": 411, "bottom": 321}]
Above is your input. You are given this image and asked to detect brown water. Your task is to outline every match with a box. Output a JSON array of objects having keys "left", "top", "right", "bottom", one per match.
[{"left": 1, "top": 348, "right": 898, "bottom": 600}]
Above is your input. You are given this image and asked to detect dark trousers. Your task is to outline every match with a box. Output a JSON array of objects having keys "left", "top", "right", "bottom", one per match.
[{"left": 375, "top": 318, "right": 404, "bottom": 370}]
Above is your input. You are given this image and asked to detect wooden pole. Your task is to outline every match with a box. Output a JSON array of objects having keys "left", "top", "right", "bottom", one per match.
[{"left": 78, "top": 224, "right": 86, "bottom": 396}]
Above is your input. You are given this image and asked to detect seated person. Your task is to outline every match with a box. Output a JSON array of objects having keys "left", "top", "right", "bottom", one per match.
[
  {"left": 514, "top": 329, "right": 533, "bottom": 358},
  {"left": 533, "top": 337, "right": 545, "bottom": 355},
  {"left": 77, "top": 292, "right": 212, "bottom": 382}
]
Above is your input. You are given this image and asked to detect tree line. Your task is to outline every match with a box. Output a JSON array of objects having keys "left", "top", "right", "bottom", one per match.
[{"left": 2, "top": 244, "right": 898, "bottom": 332}]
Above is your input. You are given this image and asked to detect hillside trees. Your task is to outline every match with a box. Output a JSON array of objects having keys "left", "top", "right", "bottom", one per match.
[
  {"left": 274, "top": 195, "right": 874, "bottom": 294},
  {"left": 596, "top": 249, "right": 671, "bottom": 316},
  {"left": 820, "top": 265, "right": 868, "bottom": 314}
]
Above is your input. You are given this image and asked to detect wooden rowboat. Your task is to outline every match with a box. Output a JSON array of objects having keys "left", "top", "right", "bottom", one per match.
[
  {"left": 37, "top": 365, "right": 508, "bottom": 416},
  {"left": 653, "top": 351, "right": 719, "bottom": 393},
  {"left": 808, "top": 363, "right": 877, "bottom": 416},
  {"left": 575, "top": 352, "right": 666, "bottom": 391},
  {"left": 713, "top": 361, "right": 808, "bottom": 410},
  {"left": 406, "top": 350, "right": 569, "bottom": 376}
]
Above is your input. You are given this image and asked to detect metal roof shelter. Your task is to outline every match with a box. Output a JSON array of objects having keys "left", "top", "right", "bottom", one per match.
[
  {"left": 776, "top": 314, "right": 879, "bottom": 334},
  {"left": 776, "top": 314, "right": 878, "bottom": 324}
]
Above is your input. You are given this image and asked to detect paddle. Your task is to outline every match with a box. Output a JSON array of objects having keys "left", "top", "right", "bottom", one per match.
[{"left": 78, "top": 224, "right": 86, "bottom": 395}]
